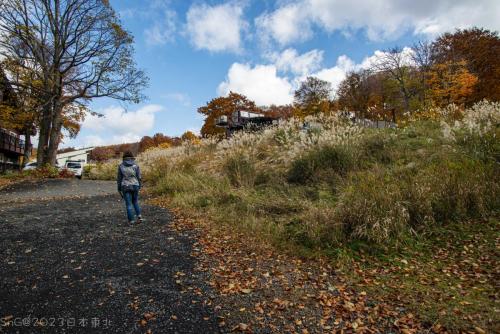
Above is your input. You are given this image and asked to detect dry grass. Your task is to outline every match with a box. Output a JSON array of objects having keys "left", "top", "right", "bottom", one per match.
[
  {"left": 91, "top": 102, "right": 500, "bottom": 331},
  {"left": 91, "top": 102, "right": 499, "bottom": 251}
]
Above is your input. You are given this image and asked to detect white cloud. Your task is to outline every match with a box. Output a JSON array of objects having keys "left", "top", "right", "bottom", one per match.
[
  {"left": 144, "top": 9, "right": 177, "bottom": 45},
  {"left": 186, "top": 2, "right": 247, "bottom": 53},
  {"left": 81, "top": 104, "right": 163, "bottom": 145},
  {"left": 217, "top": 47, "right": 421, "bottom": 106},
  {"left": 311, "top": 55, "right": 356, "bottom": 92},
  {"left": 255, "top": 2, "right": 311, "bottom": 46},
  {"left": 309, "top": 47, "right": 419, "bottom": 95},
  {"left": 118, "top": 8, "right": 137, "bottom": 19},
  {"left": 138, "top": 0, "right": 178, "bottom": 46},
  {"left": 80, "top": 135, "right": 105, "bottom": 147},
  {"left": 162, "top": 92, "right": 191, "bottom": 107},
  {"left": 255, "top": 0, "right": 500, "bottom": 45},
  {"left": 218, "top": 63, "right": 294, "bottom": 105},
  {"left": 268, "top": 48, "right": 324, "bottom": 76}
]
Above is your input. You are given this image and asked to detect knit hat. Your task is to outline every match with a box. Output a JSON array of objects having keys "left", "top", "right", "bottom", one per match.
[{"left": 123, "top": 151, "right": 135, "bottom": 159}]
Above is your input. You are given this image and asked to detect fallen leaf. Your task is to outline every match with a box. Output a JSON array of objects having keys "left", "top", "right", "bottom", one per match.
[
  {"left": 2, "top": 315, "right": 13, "bottom": 322},
  {"left": 231, "top": 323, "right": 249, "bottom": 332}
]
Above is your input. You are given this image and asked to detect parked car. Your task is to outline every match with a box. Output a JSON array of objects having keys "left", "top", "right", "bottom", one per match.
[
  {"left": 22, "top": 161, "right": 38, "bottom": 171},
  {"left": 64, "top": 160, "right": 83, "bottom": 179},
  {"left": 23, "top": 161, "right": 63, "bottom": 171}
]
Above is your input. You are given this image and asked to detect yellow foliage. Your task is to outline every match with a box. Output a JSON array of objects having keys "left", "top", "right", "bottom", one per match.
[
  {"left": 426, "top": 61, "right": 478, "bottom": 108},
  {"left": 157, "top": 142, "right": 172, "bottom": 149},
  {"left": 293, "top": 100, "right": 332, "bottom": 119}
]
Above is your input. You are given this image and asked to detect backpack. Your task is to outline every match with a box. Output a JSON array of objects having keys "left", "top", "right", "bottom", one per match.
[{"left": 120, "top": 163, "right": 139, "bottom": 191}]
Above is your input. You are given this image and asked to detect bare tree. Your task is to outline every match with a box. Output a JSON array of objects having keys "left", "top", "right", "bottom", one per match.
[
  {"left": 411, "top": 41, "right": 434, "bottom": 107},
  {"left": 371, "top": 47, "right": 416, "bottom": 114},
  {"left": 0, "top": 0, "right": 148, "bottom": 165}
]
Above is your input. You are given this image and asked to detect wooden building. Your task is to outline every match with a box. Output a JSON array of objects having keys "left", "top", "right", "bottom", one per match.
[
  {"left": 0, "top": 69, "right": 26, "bottom": 172},
  {"left": 215, "top": 110, "right": 277, "bottom": 137}
]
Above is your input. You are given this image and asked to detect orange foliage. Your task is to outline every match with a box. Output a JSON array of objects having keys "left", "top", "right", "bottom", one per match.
[
  {"left": 432, "top": 28, "right": 500, "bottom": 103},
  {"left": 181, "top": 130, "right": 200, "bottom": 144},
  {"left": 426, "top": 61, "right": 478, "bottom": 107},
  {"left": 264, "top": 105, "right": 295, "bottom": 120},
  {"left": 198, "top": 92, "right": 260, "bottom": 138}
]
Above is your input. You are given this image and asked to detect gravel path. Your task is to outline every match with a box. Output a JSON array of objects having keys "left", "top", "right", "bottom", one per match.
[
  {"left": 0, "top": 179, "right": 219, "bottom": 333},
  {"left": 0, "top": 179, "right": 117, "bottom": 203}
]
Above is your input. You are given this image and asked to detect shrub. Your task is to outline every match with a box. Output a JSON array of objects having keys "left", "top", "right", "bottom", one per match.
[
  {"left": 334, "top": 170, "right": 410, "bottom": 244},
  {"left": 287, "top": 145, "right": 354, "bottom": 184},
  {"left": 454, "top": 127, "right": 500, "bottom": 163},
  {"left": 414, "top": 159, "right": 499, "bottom": 223},
  {"left": 83, "top": 165, "right": 93, "bottom": 178},
  {"left": 333, "top": 157, "right": 499, "bottom": 246},
  {"left": 25, "top": 165, "right": 60, "bottom": 179},
  {"left": 443, "top": 100, "right": 500, "bottom": 162},
  {"left": 88, "top": 161, "right": 117, "bottom": 180},
  {"left": 58, "top": 169, "right": 75, "bottom": 178},
  {"left": 284, "top": 205, "right": 339, "bottom": 249},
  {"left": 358, "top": 132, "right": 393, "bottom": 165},
  {"left": 223, "top": 154, "right": 256, "bottom": 187}
]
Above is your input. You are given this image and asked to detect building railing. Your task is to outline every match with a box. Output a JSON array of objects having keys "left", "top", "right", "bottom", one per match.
[{"left": 0, "top": 128, "right": 25, "bottom": 155}]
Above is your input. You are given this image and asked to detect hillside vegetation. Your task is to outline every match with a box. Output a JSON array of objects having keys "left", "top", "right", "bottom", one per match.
[
  {"left": 92, "top": 101, "right": 499, "bottom": 330},
  {"left": 96, "top": 101, "right": 498, "bottom": 250}
]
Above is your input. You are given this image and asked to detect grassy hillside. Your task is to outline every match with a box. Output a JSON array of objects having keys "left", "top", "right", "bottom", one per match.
[
  {"left": 92, "top": 101, "right": 499, "bottom": 330},
  {"left": 117, "top": 102, "right": 497, "bottom": 249}
]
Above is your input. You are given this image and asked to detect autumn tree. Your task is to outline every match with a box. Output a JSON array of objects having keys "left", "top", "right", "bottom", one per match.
[
  {"left": 0, "top": 62, "right": 39, "bottom": 165},
  {"left": 89, "top": 147, "right": 115, "bottom": 162},
  {"left": 264, "top": 104, "right": 295, "bottom": 120},
  {"left": 294, "top": 77, "right": 332, "bottom": 117},
  {"left": 334, "top": 31, "right": 496, "bottom": 120},
  {"left": 337, "top": 70, "right": 399, "bottom": 121},
  {"left": 152, "top": 133, "right": 173, "bottom": 147},
  {"left": 198, "top": 92, "right": 260, "bottom": 138},
  {"left": 138, "top": 136, "right": 155, "bottom": 152},
  {"left": 370, "top": 47, "right": 420, "bottom": 114},
  {"left": 181, "top": 131, "right": 198, "bottom": 142},
  {"left": 0, "top": 0, "right": 148, "bottom": 165},
  {"left": 137, "top": 133, "right": 177, "bottom": 152},
  {"left": 432, "top": 28, "right": 500, "bottom": 103},
  {"left": 426, "top": 61, "right": 478, "bottom": 108},
  {"left": 337, "top": 71, "right": 372, "bottom": 115}
]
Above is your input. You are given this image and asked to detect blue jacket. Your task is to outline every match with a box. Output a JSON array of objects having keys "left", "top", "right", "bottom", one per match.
[{"left": 117, "top": 158, "right": 142, "bottom": 192}]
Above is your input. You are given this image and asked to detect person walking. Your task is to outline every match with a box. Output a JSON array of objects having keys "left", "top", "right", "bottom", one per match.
[{"left": 117, "top": 151, "right": 143, "bottom": 224}]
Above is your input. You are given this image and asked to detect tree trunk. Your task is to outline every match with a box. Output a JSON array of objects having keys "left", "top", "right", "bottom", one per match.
[
  {"left": 46, "top": 102, "right": 63, "bottom": 165},
  {"left": 22, "top": 128, "right": 31, "bottom": 168},
  {"left": 37, "top": 104, "right": 52, "bottom": 165}
]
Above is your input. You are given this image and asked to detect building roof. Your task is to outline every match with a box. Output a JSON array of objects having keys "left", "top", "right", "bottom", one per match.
[{"left": 56, "top": 147, "right": 95, "bottom": 159}]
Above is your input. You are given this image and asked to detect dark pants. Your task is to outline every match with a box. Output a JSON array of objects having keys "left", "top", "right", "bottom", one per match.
[{"left": 123, "top": 187, "right": 141, "bottom": 222}]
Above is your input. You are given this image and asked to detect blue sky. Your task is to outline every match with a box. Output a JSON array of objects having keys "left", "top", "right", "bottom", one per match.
[{"left": 63, "top": 0, "right": 499, "bottom": 148}]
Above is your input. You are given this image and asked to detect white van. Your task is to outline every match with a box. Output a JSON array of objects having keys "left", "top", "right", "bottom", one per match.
[{"left": 65, "top": 160, "right": 84, "bottom": 179}]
